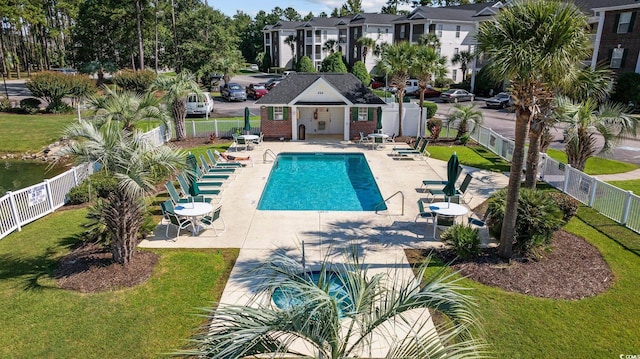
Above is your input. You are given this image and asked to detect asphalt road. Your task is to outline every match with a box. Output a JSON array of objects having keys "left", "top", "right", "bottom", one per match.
[{"left": 4, "top": 74, "right": 640, "bottom": 165}]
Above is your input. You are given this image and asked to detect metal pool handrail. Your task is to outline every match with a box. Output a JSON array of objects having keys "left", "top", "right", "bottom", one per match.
[{"left": 375, "top": 191, "right": 404, "bottom": 215}]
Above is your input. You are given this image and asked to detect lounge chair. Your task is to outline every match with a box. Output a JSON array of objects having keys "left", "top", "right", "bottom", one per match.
[
  {"left": 198, "top": 205, "right": 226, "bottom": 236},
  {"left": 177, "top": 173, "right": 222, "bottom": 198},
  {"left": 395, "top": 138, "right": 430, "bottom": 159},
  {"left": 161, "top": 200, "right": 193, "bottom": 238},
  {"left": 196, "top": 155, "right": 232, "bottom": 179},
  {"left": 214, "top": 149, "right": 253, "bottom": 167},
  {"left": 207, "top": 149, "right": 244, "bottom": 169},
  {"left": 420, "top": 165, "right": 463, "bottom": 191},
  {"left": 165, "top": 181, "right": 212, "bottom": 204},
  {"left": 391, "top": 137, "right": 423, "bottom": 153},
  {"left": 178, "top": 172, "right": 223, "bottom": 189}
]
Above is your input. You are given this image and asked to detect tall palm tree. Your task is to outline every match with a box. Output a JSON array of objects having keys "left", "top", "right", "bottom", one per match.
[
  {"left": 323, "top": 39, "right": 337, "bottom": 54},
  {"left": 181, "top": 250, "right": 487, "bottom": 358},
  {"left": 556, "top": 97, "right": 637, "bottom": 171},
  {"left": 62, "top": 120, "right": 184, "bottom": 264},
  {"left": 88, "top": 85, "right": 169, "bottom": 131},
  {"left": 356, "top": 36, "right": 376, "bottom": 65},
  {"left": 284, "top": 34, "right": 297, "bottom": 68},
  {"left": 151, "top": 71, "right": 201, "bottom": 141},
  {"left": 411, "top": 45, "right": 446, "bottom": 135},
  {"left": 477, "top": 0, "right": 591, "bottom": 259},
  {"left": 379, "top": 41, "right": 415, "bottom": 137},
  {"left": 448, "top": 103, "right": 483, "bottom": 141},
  {"left": 451, "top": 50, "right": 474, "bottom": 81},
  {"left": 212, "top": 50, "right": 244, "bottom": 85},
  {"left": 524, "top": 66, "right": 614, "bottom": 188},
  {"left": 418, "top": 33, "right": 440, "bottom": 49}
]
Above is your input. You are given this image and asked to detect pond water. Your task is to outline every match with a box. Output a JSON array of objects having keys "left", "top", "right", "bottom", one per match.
[{"left": 0, "top": 160, "right": 67, "bottom": 196}]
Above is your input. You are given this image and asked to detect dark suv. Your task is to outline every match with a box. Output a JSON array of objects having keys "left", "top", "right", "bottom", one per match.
[{"left": 221, "top": 83, "right": 247, "bottom": 102}]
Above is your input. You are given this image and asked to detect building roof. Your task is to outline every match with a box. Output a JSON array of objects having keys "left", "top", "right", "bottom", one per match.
[
  {"left": 393, "top": 4, "right": 495, "bottom": 23},
  {"left": 264, "top": 21, "right": 305, "bottom": 31},
  {"left": 347, "top": 13, "right": 402, "bottom": 25},
  {"left": 574, "top": 0, "right": 640, "bottom": 12},
  {"left": 301, "top": 16, "right": 346, "bottom": 28},
  {"left": 256, "top": 73, "right": 386, "bottom": 106}
]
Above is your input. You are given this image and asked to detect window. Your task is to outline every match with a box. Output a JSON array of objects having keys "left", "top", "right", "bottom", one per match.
[
  {"left": 611, "top": 47, "right": 624, "bottom": 68},
  {"left": 436, "top": 24, "right": 443, "bottom": 38},
  {"left": 265, "top": 33, "right": 270, "bottom": 41},
  {"left": 315, "top": 45, "right": 321, "bottom": 59},
  {"left": 399, "top": 25, "right": 406, "bottom": 39},
  {"left": 617, "top": 12, "right": 633, "bottom": 33},
  {"left": 306, "top": 30, "right": 312, "bottom": 37},
  {"left": 323, "top": 30, "right": 327, "bottom": 40},
  {"left": 274, "top": 107, "right": 284, "bottom": 120},
  {"left": 452, "top": 69, "right": 457, "bottom": 81},
  {"left": 358, "top": 107, "right": 368, "bottom": 121},
  {"left": 454, "top": 48, "right": 459, "bottom": 55},
  {"left": 455, "top": 25, "right": 461, "bottom": 38}
]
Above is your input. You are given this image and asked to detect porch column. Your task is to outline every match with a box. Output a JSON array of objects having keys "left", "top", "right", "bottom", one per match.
[
  {"left": 291, "top": 106, "right": 298, "bottom": 141},
  {"left": 343, "top": 106, "right": 350, "bottom": 141}
]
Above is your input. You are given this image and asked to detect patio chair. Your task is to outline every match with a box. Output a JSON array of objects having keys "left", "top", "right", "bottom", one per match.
[
  {"left": 179, "top": 172, "right": 223, "bottom": 189},
  {"left": 420, "top": 165, "right": 463, "bottom": 191},
  {"left": 468, "top": 209, "right": 490, "bottom": 227},
  {"left": 161, "top": 200, "right": 193, "bottom": 238},
  {"left": 385, "top": 133, "right": 396, "bottom": 144},
  {"left": 165, "top": 181, "right": 212, "bottom": 204},
  {"left": 177, "top": 173, "right": 222, "bottom": 198},
  {"left": 426, "top": 174, "right": 473, "bottom": 203},
  {"left": 372, "top": 136, "right": 385, "bottom": 149},
  {"left": 415, "top": 200, "right": 436, "bottom": 224},
  {"left": 358, "top": 131, "right": 371, "bottom": 145},
  {"left": 207, "top": 149, "right": 244, "bottom": 168},
  {"left": 235, "top": 137, "right": 248, "bottom": 151},
  {"left": 198, "top": 205, "right": 226, "bottom": 236}
]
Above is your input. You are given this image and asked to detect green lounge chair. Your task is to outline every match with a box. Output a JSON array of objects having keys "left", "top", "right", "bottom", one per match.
[
  {"left": 426, "top": 173, "right": 473, "bottom": 203},
  {"left": 391, "top": 137, "right": 424, "bottom": 154},
  {"left": 165, "top": 181, "right": 212, "bottom": 204},
  {"left": 207, "top": 149, "right": 244, "bottom": 168},
  {"left": 177, "top": 174, "right": 222, "bottom": 197},
  {"left": 420, "top": 165, "right": 463, "bottom": 191}
]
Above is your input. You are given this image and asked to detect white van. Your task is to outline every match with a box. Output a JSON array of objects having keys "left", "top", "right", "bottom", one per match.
[{"left": 186, "top": 92, "right": 214, "bottom": 117}]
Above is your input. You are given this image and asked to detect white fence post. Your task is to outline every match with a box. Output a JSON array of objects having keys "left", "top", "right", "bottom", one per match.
[
  {"left": 563, "top": 164, "right": 571, "bottom": 193},
  {"left": 44, "top": 179, "right": 55, "bottom": 214},
  {"left": 214, "top": 119, "right": 219, "bottom": 138},
  {"left": 539, "top": 153, "right": 547, "bottom": 181},
  {"left": 621, "top": 191, "right": 634, "bottom": 224},
  {"left": 7, "top": 191, "right": 21, "bottom": 232},
  {"left": 589, "top": 176, "right": 599, "bottom": 207},
  {"left": 191, "top": 120, "right": 196, "bottom": 138},
  {"left": 72, "top": 166, "right": 79, "bottom": 186}
]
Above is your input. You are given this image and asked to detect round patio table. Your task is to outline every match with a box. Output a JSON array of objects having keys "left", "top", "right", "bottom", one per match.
[
  {"left": 174, "top": 202, "right": 214, "bottom": 235},
  {"left": 428, "top": 202, "right": 469, "bottom": 238},
  {"left": 368, "top": 133, "right": 389, "bottom": 149}
]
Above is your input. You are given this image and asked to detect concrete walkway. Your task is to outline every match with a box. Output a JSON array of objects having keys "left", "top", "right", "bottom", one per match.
[
  {"left": 138, "top": 139, "right": 509, "bottom": 355},
  {"left": 594, "top": 168, "right": 640, "bottom": 182}
]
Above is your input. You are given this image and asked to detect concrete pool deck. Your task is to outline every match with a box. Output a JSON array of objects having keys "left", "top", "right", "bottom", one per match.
[{"left": 139, "top": 139, "right": 509, "bottom": 313}]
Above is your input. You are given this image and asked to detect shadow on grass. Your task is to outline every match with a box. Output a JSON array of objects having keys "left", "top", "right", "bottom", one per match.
[
  {"left": 469, "top": 145, "right": 511, "bottom": 173},
  {"left": 576, "top": 206, "right": 640, "bottom": 258}
]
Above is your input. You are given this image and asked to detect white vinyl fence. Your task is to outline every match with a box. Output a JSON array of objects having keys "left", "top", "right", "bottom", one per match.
[
  {"left": 0, "top": 162, "right": 94, "bottom": 240},
  {"left": 172, "top": 119, "right": 262, "bottom": 139},
  {"left": 470, "top": 124, "right": 640, "bottom": 234}
]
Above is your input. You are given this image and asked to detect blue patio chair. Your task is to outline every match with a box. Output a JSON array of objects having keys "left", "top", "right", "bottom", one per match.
[{"left": 160, "top": 200, "right": 193, "bottom": 238}]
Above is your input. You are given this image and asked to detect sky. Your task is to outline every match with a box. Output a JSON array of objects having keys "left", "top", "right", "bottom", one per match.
[{"left": 211, "top": 0, "right": 400, "bottom": 18}]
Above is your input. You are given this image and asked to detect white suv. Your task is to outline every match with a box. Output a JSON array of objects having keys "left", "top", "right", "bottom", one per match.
[
  {"left": 404, "top": 79, "right": 420, "bottom": 96},
  {"left": 186, "top": 92, "right": 214, "bottom": 117}
]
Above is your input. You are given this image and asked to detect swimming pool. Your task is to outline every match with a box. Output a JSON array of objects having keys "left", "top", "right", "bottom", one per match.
[{"left": 257, "top": 152, "right": 386, "bottom": 211}]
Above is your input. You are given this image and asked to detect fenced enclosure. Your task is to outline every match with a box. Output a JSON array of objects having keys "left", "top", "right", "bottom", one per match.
[
  {"left": 0, "top": 162, "right": 94, "bottom": 240},
  {"left": 470, "top": 124, "right": 640, "bottom": 234},
  {"left": 169, "top": 119, "right": 262, "bottom": 139}
]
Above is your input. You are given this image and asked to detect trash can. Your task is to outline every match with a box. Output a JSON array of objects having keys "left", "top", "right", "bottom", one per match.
[{"left": 298, "top": 124, "right": 306, "bottom": 140}]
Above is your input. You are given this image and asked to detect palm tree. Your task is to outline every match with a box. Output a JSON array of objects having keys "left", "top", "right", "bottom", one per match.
[
  {"left": 88, "top": 85, "right": 169, "bottom": 131},
  {"left": 62, "top": 120, "right": 184, "bottom": 264},
  {"left": 448, "top": 103, "right": 483, "bottom": 141},
  {"left": 477, "top": 0, "right": 591, "bottom": 259},
  {"left": 181, "top": 250, "right": 487, "bottom": 358},
  {"left": 417, "top": 33, "right": 440, "bottom": 49},
  {"left": 556, "top": 97, "right": 637, "bottom": 171},
  {"left": 356, "top": 36, "right": 376, "bottom": 65},
  {"left": 411, "top": 45, "right": 446, "bottom": 135},
  {"left": 379, "top": 41, "right": 415, "bottom": 137},
  {"left": 323, "top": 39, "right": 337, "bottom": 54},
  {"left": 451, "top": 50, "right": 474, "bottom": 81},
  {"left": 151, "top": 71, "right": 201, "bottom": 141},
  {"left": 284, "top": 34, "right": 297, "bottom": 69},
  {"left": 212, "top": 50, "right": 244, "bottom": 86}
]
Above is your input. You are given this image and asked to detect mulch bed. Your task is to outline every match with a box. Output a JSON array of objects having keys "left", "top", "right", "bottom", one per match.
[
  {"left": 55, "top": 243, "right": 159, "bottom": 293},
  {"left": 407, "top": 230, "right": 614, "bottom": 300}
]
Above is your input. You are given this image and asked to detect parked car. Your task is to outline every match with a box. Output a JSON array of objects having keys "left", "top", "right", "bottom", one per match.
[
  {"left": 370, "top": 80, "right": 384, "bottom": 89},
  {"left": 248, "top": 63, "right": 259, "bottom": 71},
  {"left": 423, "top": 87, "right": 442, "bottom": 98},
  {"left": 265, "top": 77, "right": 282, "bottom": 91},
  {"left": 246, "top": 83, "right": 268, "bottom": 100},
  {"left": 485, "top": 92, "right": 512, "bottom": 109},
  {"left": 404, "top": 79, "right": 421, "bottom": 96},
  {"left": 221, "top": 83, "right": 247, "bottom": 102},
  {"left": 283, "top": 70, "right": 296, "bottom": 76},
  {"left": 439, "top": 89, "right": 475, "bottom": 103},
  {"left": 186, "top": 92, "right": 213, "bottom": 117},
  {"left": 51, "top": 67, "right": 77, "bottom": 75}
]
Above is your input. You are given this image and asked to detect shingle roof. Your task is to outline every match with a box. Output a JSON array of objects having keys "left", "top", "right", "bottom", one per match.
[
  {"left": 574, "top": 0, "right": 640, "bottom": 11},
  {"left": 348, "top": 13, "right": 402, "bottom": 25},
  {"left": 256, "top": 73, "right": 385, "bottom": 106},
  {"left": 393, "top": 6, "right": 485, "bottom": 22},
  {"left": 301, "top": 17, "right": 345, "bottom": 27},
  {"left": 267, "top": 21, "right": 305, "bottom": 30}
]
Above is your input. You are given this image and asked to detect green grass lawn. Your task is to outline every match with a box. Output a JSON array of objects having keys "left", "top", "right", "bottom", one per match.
[
  {"left": 0, "top": 113, "right": 78, "bottom": 153},
  {"left": 428, "top": 144, "right": 512, "bottom": 173},
  {"left": 416, "top": 206, "right": 640, "bottom": 358},
  {"left": 545, "top": 148, "right": 637, "bottom": 175},
  {"left": 606, "top": 179, "right": 640, "bottom": 193},
  {"left": 0, "top": 209, "right": 238, "bottom": 358}
]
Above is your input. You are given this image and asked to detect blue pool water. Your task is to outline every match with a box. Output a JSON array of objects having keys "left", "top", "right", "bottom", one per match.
[
  {"left": 257, "top": 152, "right": 386, "bottom": 211},
  {"left": 272, "top": 271, "right": 353, "bottom": 318}
]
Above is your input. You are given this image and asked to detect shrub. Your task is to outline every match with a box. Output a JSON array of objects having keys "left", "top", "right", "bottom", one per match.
[
  {"left": 25, "top": 72, "right": 71, "bottom": 110},
  {"left": 486, "top": 188, "right": 564, "bottom": 258},
  {"left": 548, "top": 192, "right": 579, "bottom": 222},
  {"left": 296, "top": 56, "right": 316, "bottom": 72},
  {"left": 350, "top": 61, "right": 370, "bottom": 85},
  {"left": 426, "top": 117, "right": 443, "bottom": 142},
  {"left": 1, "top": 96, "right": 12, "bottom": 112},
  {"left": 611, "top": 72, "right": 640, "bottom": 106},
  {"left": 68, "top": 74, "right": 97, "bottom": 100},
  {"left": 441, "top": 224, "right": 481, "bottom": 259},
  {"left": 261, "top": 53, "right": 272, "bottom": 72},
  {"left": 67, "top": 172, "right": 119, "bottom": 205},
  {"left": 450, "top": 79, "right": 471, "bottom": 91},
  {"left": 20, "top": 98, "right": 42, "bottom": 114},
  {"left": 434, "top": 77, "right": 453, "bottom": 88},
  {"left": 320, "top": 52, "right": 347, "bottom": 73},
  {"left": 113, "top": 69, "right": 156, "bottom": 93},
  {"left": 423, "top": 101, "right": 438, "bottom": 119},
  {"left": 459, "top": 133, "right": 470, "bottom": 145},
  {"left": 46, "top": 101, "right": 74, "bottom": 114}
]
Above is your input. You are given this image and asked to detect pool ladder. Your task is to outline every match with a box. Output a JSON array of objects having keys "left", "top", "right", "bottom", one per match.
[
  {"left": 375, "top": 191, "right": 404, "bottom": 215},
  {"left": 263, "top": 149, "right": 277, "bottom": 163}
]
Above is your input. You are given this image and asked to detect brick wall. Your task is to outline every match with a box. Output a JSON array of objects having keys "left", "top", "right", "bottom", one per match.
[
  {"left": 597, "top": 9, "right": 640, "bottom": 75},
  {"left": 260, "top": 106, "right": 293, "bottom": 140},
  {"left": 349, "top": 113, "right": 377, "bottom": 140}
]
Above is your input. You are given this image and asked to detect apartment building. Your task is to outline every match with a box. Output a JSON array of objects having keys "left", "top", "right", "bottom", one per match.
[
  {"left": 264, "top": 21, "right": 304, "bottom": 69},
  {"left": 336, "top": 13, "right": 397, "bottom": 71},
  {"left": 295, "top": 17, "right": 342, "bottom": 70}
]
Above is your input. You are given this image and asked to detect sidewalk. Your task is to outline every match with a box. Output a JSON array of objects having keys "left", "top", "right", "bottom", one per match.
[{"left": 594, "top": 168, "right": 640, "bottom": 182}]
